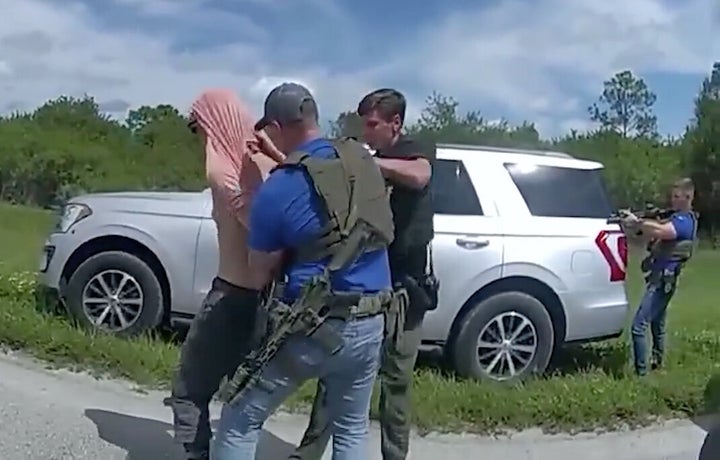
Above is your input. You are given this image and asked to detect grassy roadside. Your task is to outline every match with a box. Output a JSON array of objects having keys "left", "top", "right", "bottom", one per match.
[{"left": 1, "top": 202, "right": 720, "bottom": 434}]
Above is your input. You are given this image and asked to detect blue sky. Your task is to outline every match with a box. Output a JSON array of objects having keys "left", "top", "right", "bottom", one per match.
[{"left": 0, "top": 0, "right": 717, "bottom": 138}]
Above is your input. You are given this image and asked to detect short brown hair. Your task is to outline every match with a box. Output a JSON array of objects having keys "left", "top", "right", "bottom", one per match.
[
  {"left": 672, "top": 177, "right": 695, "bottom": 197},
  {"left": 357, "top": 88, "right": 406, "bottom": 124}
]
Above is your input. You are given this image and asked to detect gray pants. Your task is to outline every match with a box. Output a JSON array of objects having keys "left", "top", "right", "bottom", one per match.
[{"left": 163, "top": 277, "right": 260, "bottom": 459}]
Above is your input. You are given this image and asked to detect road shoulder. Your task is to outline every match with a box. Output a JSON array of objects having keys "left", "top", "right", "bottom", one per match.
[{"left": 0, "top": 352, "right": 710, "bottom": 460}]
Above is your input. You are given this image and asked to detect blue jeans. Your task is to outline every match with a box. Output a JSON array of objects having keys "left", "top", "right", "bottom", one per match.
[
  {"left": 212, "top": 314, "right": 384, "bottom": 460},
  {"left": 631, "top": 281, "right": 675, "bottom": 375}
]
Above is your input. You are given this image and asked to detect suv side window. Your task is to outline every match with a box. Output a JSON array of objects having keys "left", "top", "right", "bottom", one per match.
[
  {"left": 432, "top": 159, "right": 484, "bottom": 215},
  {"left": 504, "top": 162, "right": 613, "bottom": 218}
]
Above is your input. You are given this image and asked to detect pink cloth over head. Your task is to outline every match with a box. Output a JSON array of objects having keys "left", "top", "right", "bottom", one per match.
[{"left": 190, "top": 88, "right": 278, "bottom": 287}]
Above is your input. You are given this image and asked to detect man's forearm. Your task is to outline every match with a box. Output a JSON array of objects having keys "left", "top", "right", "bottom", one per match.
[
  {"left": 639, "top": 219, "right": 674, "bottom": 240},
  {"left": 248, "top": 249, "right": 284, "bottom": 289},
  {"left": 376, "top": 158, "right": 431, "bottom": 189}
]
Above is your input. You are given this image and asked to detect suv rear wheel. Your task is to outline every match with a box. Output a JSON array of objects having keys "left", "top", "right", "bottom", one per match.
[
  {"left": 65, "top": 251, "right": 164, "bottom": 337},
  {"left": 451, "top": 291, "right": 554, "bottom": 382}
]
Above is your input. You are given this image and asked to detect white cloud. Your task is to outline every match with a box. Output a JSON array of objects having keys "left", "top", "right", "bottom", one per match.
[
  {"left": 394, "top": 0, "right": 716, "bottom": 132},
  {"left": 0, "top": 0, "right": 716, "bottom": 137},
  {"left": 0, "top": 0, "right": 373, "bottom": 122},
  {"left": 0, "top": 60, "right": 11, "bottom": 76},
  {"left": 112, "top": 0, "right": 202, "bottom": 16}
]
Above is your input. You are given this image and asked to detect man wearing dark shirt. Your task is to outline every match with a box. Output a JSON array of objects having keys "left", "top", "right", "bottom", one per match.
[{"left": 291, "top": 88, "right": 435, "bottom": 460}]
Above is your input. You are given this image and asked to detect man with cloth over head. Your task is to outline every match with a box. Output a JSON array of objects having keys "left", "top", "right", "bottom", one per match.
[
  {"left": 211, "top": 82, "right": 395, "bottom": 460},
  {"left": 292, "top": 88, "right": 437, "bottom": 460},
  {"left": 163, "top": 88, "right": 283, "bottom": 460}
]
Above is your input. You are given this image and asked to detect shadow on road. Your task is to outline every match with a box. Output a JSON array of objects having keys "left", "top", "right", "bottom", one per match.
[
  {"left": 694, "top": 374, "right": 720, "bottom": 460},
  {"left": 695, "top": 414, "right": 720, "bottom": 460},
  {"left": 85, "top": 409, "right": 295, "bottom": 460}
]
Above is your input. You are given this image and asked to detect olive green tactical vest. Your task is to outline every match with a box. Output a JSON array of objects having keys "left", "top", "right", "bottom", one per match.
[
  {"left": 275, "top": 137, "right": 395, "bottom": 271},
  {"left": 650, "top": 211, "right": 698, "bottom": 263}
]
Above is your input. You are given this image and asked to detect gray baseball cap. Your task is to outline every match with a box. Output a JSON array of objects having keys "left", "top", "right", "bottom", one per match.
[{"left": 254, "top": 82, "right": 318, "bottom": 131}]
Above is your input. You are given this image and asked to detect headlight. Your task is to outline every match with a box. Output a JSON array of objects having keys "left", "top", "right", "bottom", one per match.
[{"left": 54, "top": 203, "right": 92, "bottom": 233}]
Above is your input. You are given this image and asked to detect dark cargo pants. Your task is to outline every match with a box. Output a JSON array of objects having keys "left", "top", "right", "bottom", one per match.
[
  {"left": 290, "top": 304, "right": 425, "bottom": 460},
  {"left": 163, "top": 277, "right": 260, "bottom": 459}
]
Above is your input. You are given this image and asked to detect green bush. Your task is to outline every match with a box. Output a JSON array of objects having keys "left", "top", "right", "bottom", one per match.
[
  {"left": 0, "top": 86, "right": 693, "bottom": 213},
  {"left": 2, "top": 87, "right": 716, "bottom": 235},
  {"left": 3, "top": 67, "right": 719, "bottom": 236},
  {"left": 0, "top": 97, "right": 205, "bottom": 208}
]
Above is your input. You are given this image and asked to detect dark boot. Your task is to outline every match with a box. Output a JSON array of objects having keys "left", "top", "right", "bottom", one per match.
[{"left": 184, "top": 443, "right": 209, "bottom": 460}]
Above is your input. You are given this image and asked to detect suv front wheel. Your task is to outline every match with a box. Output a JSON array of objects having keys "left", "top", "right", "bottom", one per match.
[
  {"left": 64, "top": 251, "right": 165, "bottom": 337},
  {"left": 451, "top": 291, "right": 554, "bottom": 382}
]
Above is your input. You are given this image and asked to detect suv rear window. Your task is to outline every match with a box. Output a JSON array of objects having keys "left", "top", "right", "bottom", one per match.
[
  {"left": 432, "top": 159, "right": 483, "bottom": 215},
  {"left": 504, "top": 163, "right": 613, "bottom": 218}
]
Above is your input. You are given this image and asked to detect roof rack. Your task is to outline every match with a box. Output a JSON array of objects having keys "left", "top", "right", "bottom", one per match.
[{"left": 436, "top": 143, "right": 574, "bottom": 159}]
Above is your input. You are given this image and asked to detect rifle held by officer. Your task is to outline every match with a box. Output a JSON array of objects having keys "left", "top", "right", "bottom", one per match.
[{"left": 607, "top": 203, "right": 674, "bottom": 225}]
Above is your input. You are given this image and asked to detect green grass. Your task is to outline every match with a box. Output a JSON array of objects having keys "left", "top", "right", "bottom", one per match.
[
  {"left": 0, "top": 204, "right": 54, "bottom": 273},
  {"left": 1, "top": 201, "right": 720, "bottom": 434}
]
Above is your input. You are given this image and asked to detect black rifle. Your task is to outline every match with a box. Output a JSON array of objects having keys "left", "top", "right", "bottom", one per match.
[
  {"left": 607, "top": 203, "right": 674, "bottom": 225},
  {"left": 217, "top": 276, "right": 341, "bottom": 406},
  {"left": 217, "top": 223, "right": 374, "bottom": 406}
]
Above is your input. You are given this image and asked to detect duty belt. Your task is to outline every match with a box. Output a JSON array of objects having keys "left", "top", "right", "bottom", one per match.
[
  {"left": 261, "top": 288, "right": 395, "bottom": 386},
  {"left": 323, "top": 290, "right": 395, "bottom": 320},
  {"left": 218, "top": 279, "right": 405, "bottom": 405}
]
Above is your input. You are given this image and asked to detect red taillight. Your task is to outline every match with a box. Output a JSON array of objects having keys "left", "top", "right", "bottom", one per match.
[
  {"left": 594, "top": 230, "right": 626, "bottom": 282},
  {"left": 617, "top": 235, "right": 628, "bottom": 268}
]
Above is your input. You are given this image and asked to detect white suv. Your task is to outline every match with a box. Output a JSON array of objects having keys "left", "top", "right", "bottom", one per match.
[
  {"left": 423, "top": 144, "right": 629, "bottom": 382},
  {"left": 36, "top": 143, "right": 629, "bottom": 383}
]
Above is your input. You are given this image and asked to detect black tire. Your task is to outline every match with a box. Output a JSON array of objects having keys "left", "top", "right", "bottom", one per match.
[
  {"left": 451, "top": 291, "right": 554, "bottom": 382},
  {"left": 65, "top": 251, "right": 164, "bottom": 337}
]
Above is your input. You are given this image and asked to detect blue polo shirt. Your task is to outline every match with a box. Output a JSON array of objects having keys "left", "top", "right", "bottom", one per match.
[
  {"left": 654, "top": 210, "right": 696, "bottom": 272},
  {"left": 248, "top": 138, "right": 392, "bottom": 301}
]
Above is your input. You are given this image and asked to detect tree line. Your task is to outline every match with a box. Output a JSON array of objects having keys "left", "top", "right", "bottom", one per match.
[{"left": 1, "top": 64, "right": 719, "bottom": 237}]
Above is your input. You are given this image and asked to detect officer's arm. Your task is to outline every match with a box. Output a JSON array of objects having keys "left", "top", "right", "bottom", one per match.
[
  {"left": 246, "top": 179, "right": 286, "bottom": 289},
  {"left": 254, "top": 129, "right": 286, "bottom": 163},
  {"left": 638, "top": 220, "right": 676, "bottom": 240},
  {"left": 248, "top": 250, "right": 284, "bottom": 289},
  {"left": 375, "top": 139, "right": 434, "bottom": 190},
  {"left": 375, "top": 158, "right": 431, "bottom": 189},
  {"left": 641, "top": 213, "right": 695, "bottom": 241}
]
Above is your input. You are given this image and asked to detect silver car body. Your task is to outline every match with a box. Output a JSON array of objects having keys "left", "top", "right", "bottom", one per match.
[{"left": 38, "top": 144, "right": 629, "bottom": 377}]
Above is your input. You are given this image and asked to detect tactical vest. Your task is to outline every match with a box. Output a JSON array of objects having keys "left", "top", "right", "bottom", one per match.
[
  {"left": 273, "top": 137, "right": 395, "bottom": 272},
  {"left": 650, "top": 211, "right": 698, "bottom": 264}
]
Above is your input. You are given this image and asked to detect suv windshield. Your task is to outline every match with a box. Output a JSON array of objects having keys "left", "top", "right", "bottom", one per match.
[{"left": 504, "top": 163, "right": 614, "bottom": 218}]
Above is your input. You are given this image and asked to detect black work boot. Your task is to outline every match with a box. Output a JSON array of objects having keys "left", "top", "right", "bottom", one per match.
[{"left": 184, "top": 444, "right": 209, "bottom": 460}]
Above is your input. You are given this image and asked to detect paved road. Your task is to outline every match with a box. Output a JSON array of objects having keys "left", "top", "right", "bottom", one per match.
[{"left": 0, "top": 352, "right": 715, "bottom": 460}]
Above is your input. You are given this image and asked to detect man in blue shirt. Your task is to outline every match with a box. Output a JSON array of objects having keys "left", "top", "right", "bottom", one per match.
[
  {"left": 292, "top": 88, "right": 435, "bottom": 460},
  {"left": 211, "top": 82, "right": 391, "bottom": 460},
  {"left": 623, "top": 178, "right": 697, "bottom": 376}
]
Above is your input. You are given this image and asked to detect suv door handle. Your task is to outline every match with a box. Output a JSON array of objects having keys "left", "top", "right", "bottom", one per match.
[{"left": 455, "top": 237, "right": 490, "bottom": 249}]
